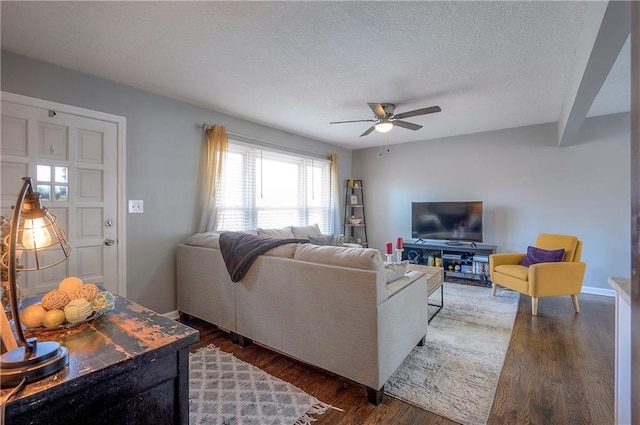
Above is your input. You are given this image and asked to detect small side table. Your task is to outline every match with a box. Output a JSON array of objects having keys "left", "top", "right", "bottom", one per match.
[
  {"left": 408, "top": 265, "right": 444, "bottom": 322},
  {"left": 2, "top": 294, "right": 199, "bottom": 425}
]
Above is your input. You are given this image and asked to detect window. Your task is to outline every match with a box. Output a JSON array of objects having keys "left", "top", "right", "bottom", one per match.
[
  {"left": 216, "top": 141, "right": 333, "bottom": 233},
  {"left": 36, "top": 164, "right": 68, "bottom": 201}
]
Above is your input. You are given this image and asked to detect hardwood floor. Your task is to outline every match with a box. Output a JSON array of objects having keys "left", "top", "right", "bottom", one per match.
[{"left": 183, "top": 290, "right": 614, "bottom": 425}]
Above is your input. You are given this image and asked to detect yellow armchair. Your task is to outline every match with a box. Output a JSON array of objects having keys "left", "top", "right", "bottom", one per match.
[{"left": 489, "top": 233, "right": 586, "bottom": 315}]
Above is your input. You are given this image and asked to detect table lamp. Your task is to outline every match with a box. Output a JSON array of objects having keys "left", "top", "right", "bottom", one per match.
[{"left": 0, "top": 177, "right": 71, "bottom": 387}]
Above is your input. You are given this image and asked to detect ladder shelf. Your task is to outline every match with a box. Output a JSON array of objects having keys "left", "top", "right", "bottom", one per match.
[{"left": 343, "top": 179, "right": 368, "bottom": 247}]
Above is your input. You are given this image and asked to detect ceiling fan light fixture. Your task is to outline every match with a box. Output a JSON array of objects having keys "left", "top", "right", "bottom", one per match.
[{"left": 374, "top": 121, "right": 393, "bottom": 133}]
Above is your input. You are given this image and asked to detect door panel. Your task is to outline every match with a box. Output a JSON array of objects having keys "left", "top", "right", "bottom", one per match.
[
  {"left": 1, "top": 115, "right": 28, "bottom": 156},
  {"left": 77, "top": 129, "right": 104, "bottom": 164},
  {"left": 77, "top": 169, "right": 103, "bottom": 202},
  {"left": 1, "top": 101, "right": 119, "bottom": 296},
  {"left": 1, "top": 162, "right": 29, "bottom": 205},
  {"left": 37, "top": 122, "right": 68, "bottom": 160}
]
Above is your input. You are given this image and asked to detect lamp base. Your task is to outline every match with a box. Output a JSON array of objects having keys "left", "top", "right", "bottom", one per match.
[{"left": 0, "top": 340, "right": 69, "bottom": 387}]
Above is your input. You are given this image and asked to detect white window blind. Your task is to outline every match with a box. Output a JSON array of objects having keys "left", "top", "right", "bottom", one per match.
[{"left": 215, "top": 140, "right": 333, "bottom": 234}]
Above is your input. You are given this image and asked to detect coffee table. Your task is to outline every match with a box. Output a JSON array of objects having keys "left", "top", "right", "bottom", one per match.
[{"left": 408, "top": 264, "right": 445, "bottom": 322}]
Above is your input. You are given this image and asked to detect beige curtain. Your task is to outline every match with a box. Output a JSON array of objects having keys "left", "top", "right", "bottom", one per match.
[
  {"left": 330, "top": 153, "right": 340, "bottom": 234},
  {"left": 198, "top": 125, "right": 228, "bottom": 232}
]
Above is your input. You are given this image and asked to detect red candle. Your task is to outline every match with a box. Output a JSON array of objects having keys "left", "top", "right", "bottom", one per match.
[
  {"left": 385, "top": 242, "right": 393, "bottom": 255},
  {"left": 396, "top": 237, "right": 403, "bottom": 250}
]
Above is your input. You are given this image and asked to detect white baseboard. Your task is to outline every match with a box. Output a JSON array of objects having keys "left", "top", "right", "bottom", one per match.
[
  {"left": 162, "top": 310, "right": 180, "bottom": 320},
  {"left": 581, "top": 285, "right": 615, "bottom": 297}
]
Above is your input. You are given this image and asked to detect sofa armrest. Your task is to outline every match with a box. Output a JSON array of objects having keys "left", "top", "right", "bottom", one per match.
[
  {"left": 377, "top": 272, "right": 428, "bottom": 389},
  {"left": 385, "top": 270, "right": 424, "bottom": 298},
  {"left": 528, "top": 262, "right": 586, "bottom": 297}
]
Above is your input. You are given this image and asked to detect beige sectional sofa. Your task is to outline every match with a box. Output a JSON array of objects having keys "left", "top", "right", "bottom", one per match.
[{"left": 176, "top": 225, "right": 428, "bottom": 404}]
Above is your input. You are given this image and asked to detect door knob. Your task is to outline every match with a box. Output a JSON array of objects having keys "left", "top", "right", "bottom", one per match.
[{"left": 104, "top": 238, "right": 116, "bottom": 246}]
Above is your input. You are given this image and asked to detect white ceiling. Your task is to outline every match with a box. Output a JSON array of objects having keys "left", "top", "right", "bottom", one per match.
[{"left": 0, "top": 1, "right": 631, "bottom": 150}]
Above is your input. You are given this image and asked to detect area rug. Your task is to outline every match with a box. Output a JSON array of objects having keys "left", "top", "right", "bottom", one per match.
[
  {"left": 189, "top": 344, "right": 339, "bottom": 425},
  {"left": 385, "top": 282, "right": 520, "bottom": 425}
]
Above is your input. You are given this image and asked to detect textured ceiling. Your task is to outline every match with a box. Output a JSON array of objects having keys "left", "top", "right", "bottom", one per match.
[{"left": 0, "top": 1, "right": 631, "bottom": 149}]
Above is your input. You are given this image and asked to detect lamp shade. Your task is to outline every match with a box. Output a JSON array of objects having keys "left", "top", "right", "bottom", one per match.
[
  {"left": 21, "top": 217, "right": 53, "bottom": 249},
  {"left": 2, "top": 190, "right": 70, "bottom": 272},
  {"left": 374, "top": 121, "right": 394, "bottom": 133}
]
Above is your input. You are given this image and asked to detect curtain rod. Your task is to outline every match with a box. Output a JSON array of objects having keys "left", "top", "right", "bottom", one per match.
[{"left": 202, "top": 124, "right": 331, "bottom": 160}]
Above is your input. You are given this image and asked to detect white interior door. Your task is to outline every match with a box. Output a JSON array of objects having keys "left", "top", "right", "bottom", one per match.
[{"left": 1, "top": 97, "right": 124, "bottom": 296}]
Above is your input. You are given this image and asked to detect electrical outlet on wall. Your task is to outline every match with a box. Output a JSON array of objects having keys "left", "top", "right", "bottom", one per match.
[{"left": 128, "top": 200, "right": 144, "bottom": 213}]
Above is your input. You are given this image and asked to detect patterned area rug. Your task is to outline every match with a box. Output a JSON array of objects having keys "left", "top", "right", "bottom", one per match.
[
  {"left": 385, "top": 282, "right": 520, "bottom": 425},
  {"left": 190, "top": 344, "right": 339, "bottom": 425}
]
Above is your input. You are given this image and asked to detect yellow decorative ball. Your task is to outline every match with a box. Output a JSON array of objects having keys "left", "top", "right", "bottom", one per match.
[
  {"left": 20, "top": 303, "right": 47, "bottom": 328},
  {"left": 73, "top": 283, "right": 100, "bottom": 302},
  {"left": 42, "top": 288, "right": 71, "bottom": 310},
  {"left": 64, "top": 298, "right": 93, "bottom": 323},
  {"left": 42, "top": 309, "right": 66, "bottom": 328},
  {"left": 59, "top": 276, "right": 84, "bottom": 296}
]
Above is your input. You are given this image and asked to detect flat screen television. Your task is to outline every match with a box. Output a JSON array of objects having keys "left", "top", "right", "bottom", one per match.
[{"left": 411, "top": 201, "right": 483, "bottom": 243}]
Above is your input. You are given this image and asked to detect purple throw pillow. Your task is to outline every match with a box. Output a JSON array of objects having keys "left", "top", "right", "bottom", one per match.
[{"left": 519, "top": 246, "right": 565, "bottom": 267}]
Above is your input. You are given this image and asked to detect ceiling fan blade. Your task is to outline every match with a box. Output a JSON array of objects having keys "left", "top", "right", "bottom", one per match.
[
  {"left": 392, "top": 120, "right": 423, "bottom": 131},
  {"left": 359, "top": 126, "right": 376, "bottom": 137},
  {"left": 367, "top": 103, "right": 387, "bottom": 117},
  {"left": 393, "top": 105, "right": 441, "bottom": 120},
  {"left": 329, "top": 119, "right": 376, "bottom": 124}
]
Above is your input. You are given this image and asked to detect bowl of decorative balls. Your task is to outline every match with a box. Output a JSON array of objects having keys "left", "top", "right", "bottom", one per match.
[{"left": 20, "top": 276, "right": 115, "bottom": 331}]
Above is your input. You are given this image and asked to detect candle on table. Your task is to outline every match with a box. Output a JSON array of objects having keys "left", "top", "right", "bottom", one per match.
[
  {"left": 396, "top": 237, "right": 403, "bottom": 250},
  {"left": 385, "top": 242, "right": 393, "bottom": 255}
]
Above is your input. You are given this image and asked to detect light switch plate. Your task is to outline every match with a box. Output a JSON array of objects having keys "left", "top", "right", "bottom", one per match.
[{"left": 128, "top": 200, "right": 144, "bottom": 213}]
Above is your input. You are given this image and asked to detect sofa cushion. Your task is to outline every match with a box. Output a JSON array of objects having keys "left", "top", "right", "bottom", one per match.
[
  {"left": 294, "top": 243, "right": 383, "bottom": 271},
  {"left": 257, "top": 226, "right": 295, "bottom": 239},
  {"left": 535, "top": 234, "right": 578, "bottom": 262},
  {"left": 291, "top": 224, "right": 322, "bottom": 239},
  {"left": 184, "top": 231, "right": 220, "bottom": 249},
  {"left": 263, "top": 242, "right": 300, "bottom": 258},
  {"left": 495, "top": 264, "right": 529, "bottom": 280},
  {"left": 185, "top": 229, "right": 261, "bottom": 249},
  {"left": 519, "top": 246, "right": 565, "bottom": 267},
  {"left": 308, "top": 234, "right": 344, "bottom": 246}
]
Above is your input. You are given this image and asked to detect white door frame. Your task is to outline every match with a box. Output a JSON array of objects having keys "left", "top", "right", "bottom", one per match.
[{"left": 1, "top": 91, "right": 127, "bottom": 297}]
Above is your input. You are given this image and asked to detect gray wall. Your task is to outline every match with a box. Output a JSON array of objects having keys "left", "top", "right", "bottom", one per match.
[
  {"left": 1, "top": 51, "right": 352, "bottom": 313},
  {"left": 2, "top": 49, "right": 627, "bottom": 311},
  {"left": 353, "top": 113, "right": 631, "bottom": 291}
]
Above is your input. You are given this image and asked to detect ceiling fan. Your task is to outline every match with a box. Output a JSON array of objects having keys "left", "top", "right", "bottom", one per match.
[{"left": 330, "top": 102, "right": 441, "bottom": 137}]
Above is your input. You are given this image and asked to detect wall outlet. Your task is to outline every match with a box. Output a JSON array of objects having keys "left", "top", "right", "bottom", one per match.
[{"left": 128, "top": 200, "right": 144, "bottom": 214}]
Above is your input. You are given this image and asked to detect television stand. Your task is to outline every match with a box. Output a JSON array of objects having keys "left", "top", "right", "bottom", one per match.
[{"left": 402, "top": 239, "right": 497, "bottom": 285}]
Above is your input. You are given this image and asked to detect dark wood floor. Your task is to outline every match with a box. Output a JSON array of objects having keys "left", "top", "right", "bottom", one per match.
[{"left": 183, "top": 289, "right": 615, "bottom": 425}]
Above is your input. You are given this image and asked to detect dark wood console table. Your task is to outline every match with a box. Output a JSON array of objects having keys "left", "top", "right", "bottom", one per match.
[
  {"left": 2, "top": 295, "right": 199, "bottom": 425},
  {"left": 403, "top": 239, "right": 497, "bottom": 284}
]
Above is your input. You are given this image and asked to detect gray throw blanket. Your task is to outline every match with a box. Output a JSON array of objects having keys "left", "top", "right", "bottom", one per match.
[{"left": 219, "top": 232, "right": 308, "bottom": 282}]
